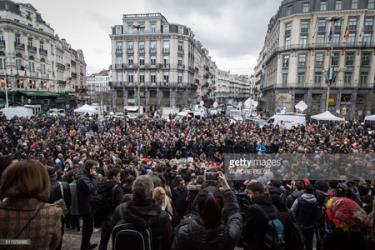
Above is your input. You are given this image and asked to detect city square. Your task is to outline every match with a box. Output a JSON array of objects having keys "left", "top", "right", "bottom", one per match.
[{"left": 0, "top": 0, "right": 375, "bottom": 250}]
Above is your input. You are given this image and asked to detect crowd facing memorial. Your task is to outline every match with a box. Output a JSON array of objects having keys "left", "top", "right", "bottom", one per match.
[{"left": 0, "top": 113, "right": 375, "bottom": 250}]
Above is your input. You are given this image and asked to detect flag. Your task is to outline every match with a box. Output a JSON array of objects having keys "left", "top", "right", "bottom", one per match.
[
  {"left": 344, "top": 26, "right": 350, "bottom": 40},
  {"left": 328, "top": 27, "right": 333, "bottom": 41}
]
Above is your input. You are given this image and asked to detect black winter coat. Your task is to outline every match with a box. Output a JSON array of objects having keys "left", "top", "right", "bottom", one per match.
[
  {"left": 76, "top": 169, "right": 97, "bottom": 215},
  {"left": 171, "top": 190, "right": 242, "bottom": 250}
]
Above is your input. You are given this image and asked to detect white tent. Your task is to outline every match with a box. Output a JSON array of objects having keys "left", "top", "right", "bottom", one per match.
[
  {"left": 74, "top": 104, "right": 98, "bottom": 115},
  {"left": 365, "top": 115, "right": 375, "bottom": 121},
  {"left": 311, "top": 111, "right": 345, "bottom": 121}
]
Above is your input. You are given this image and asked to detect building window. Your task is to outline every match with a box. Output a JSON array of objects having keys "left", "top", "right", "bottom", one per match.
[
  {"left": 163, "top": 40, "right": 170, "bottom": 49},
  {"left": 151, "top": 24, "right": 156, "bottom": 33},
  {"left": 285, "top": 23, "right": 292, "bottom": 48},
  {"left": 139, "top": 41, "right": 145, "bottom": 49},
  {"left": 297, "top": 72, "right": 305, "bottom": 86},
  {"left": 0, "top": 57, "right": 5, "bottom": 70},
  {"left": 344, "top": 72, "right": 352, "bottom": 86},
  {"left": 139, "top": 57, "right": 144, "bottom": 66},
  {"left": 351, "top": 0, "right": 358, "bottom": 9},
  {"left": 360, "top": 72, "right": 368, "bottom": 87},
  {"left": 282, "top": 55, "right": 289, "bottom": 68},
  {"left": 302, "top": 2, "right": 310, "bottom": 13},
  {"left": 348, "top": 17, "right": 357, "bottom": 31},
  {"left": 40, "top": 63, "right": 46, "bottom": 75},
  {"left": 320, "top": 1, "right": 327, "bottom": 11},
  {"left": 348, "top": 33, "right": 356, "bottom": 45},
  {"left": 332, "top": 52, "right": 340, "bottom": 66},
  {"left": 286, "top": 5, "right": 292, "bottom": 15},
  {"left": 128, "top": 57, "right": 133, "bottom": 65},
  {"left": 178, "top": 56, "right": 183, "bottom": 65},
  {"left": 150, "top": 40, "right": 156, "bottom": 48},
  {"left": 15, "top": 33, "right": 21, "bottom": 44},
  {"left": 178, "top": 74, "right": 182, "bottom": 83},
  {"left": 362, "top": 52, "right": 371, "bottom": 66},
  {"left": 345, "top": 52, "right": 355, "bottom": 66},
  {"left": 116, "top": 56, "right": 122, "bottom": 65},
  {"left": 317, "top": 34, "right": 325, "bottom": 45},
  {"left": 162, "top": 25, "right": 169, "bottom": 33},
  {"left": 285, "top": 37, "right": 291, "bottom": 48},
  {"left": 369, "top": 0, "right": 375, "bottom": 9},
  {"left": 282, "top": 72, "right": 288, "bottom": 86},
  {"left": 318, "top": 19, "right": 326, "bottom": 32},
  {"left": 300, "top": 21, "right": 309, "bottom": 33},
  {"left": 28, "top": 37, "right": 33, "bottom": 47},
  {"left": 335, "top": 0, "right": 342, "bottom": 10},
  {"left": 163, "top": 56, "right": 169, "bottom": 67},
  {"left": 299, "top": 35, "right": 308, "bottom": 47},
  {"left": 40, "top": 40, "right": 44, "bottom": 50},
  {"left": 163, "top": 74, "right": 169, "bottom": 83},
  {"left": 139, "top": 74, "right": 144, "bottom": 83},
  {"left": 128, "top": 74, "right": 133, "bottom": 83},
  {"left": 315, "top": 53, "right": 324, "bottom": 67},
  {"left": 298, "top": 54, "right": 306, "bottom": 67},
  {"left": 127, "top": 41, "right": 134, "bottom": 49},
  {"left": 16, "top": 58, "right": 22, "bottom": 70},
  {"left": 150, "top": 56, "right": 156, "bottom": 65},
  {"left": 28, "top": 58, "right": 35, "bottom": 73},
  {"left": 365, "top": 18, "right": 374, "bottom": 31},
  {"left": 151, "top": 74, "right": 156, "bottom": 83},
  {"left": 363, "top": 33, "right": 372, "bottom": 46},
  {"left": 315, "top": 72, "right": 322, "bottom": 86},
  {"left": 333, "top": 34, "right": 340, "bottom": 44},
  {"left": 334, "top": 19, "right": 342, "bottom": 32},
  {"left": 116, "top": 41, "right": 122, "bottom": 50}
]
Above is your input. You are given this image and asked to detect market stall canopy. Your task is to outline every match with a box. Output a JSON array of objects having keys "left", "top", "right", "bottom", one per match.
[
  {"left": 364, "top": 115, "right": 375, "bottom": 121},
  {"left": 74, "top": 104, "right": 98, "bottom": 114},
  {"left": 311, "top": 111, "right": 345, "bottom": 121}
]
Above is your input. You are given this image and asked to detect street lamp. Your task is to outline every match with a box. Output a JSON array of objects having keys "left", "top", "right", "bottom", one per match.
[
  {"left": 132, "top": 24, "right": 145, "bottom": 113},
  {"left": 325, "top": 17, "right": 341, "bottom": 112}
]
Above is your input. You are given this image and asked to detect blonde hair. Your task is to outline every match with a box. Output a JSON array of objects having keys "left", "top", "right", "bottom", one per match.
[{"left": 153, "top": 186, "right": 166, "bottom": 200}]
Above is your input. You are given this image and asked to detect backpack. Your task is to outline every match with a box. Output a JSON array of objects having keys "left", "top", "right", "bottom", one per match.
[
  {"left": 253, "top": 204, "right": 285, "bottom": 250},
  {"left": 295, "top": 197, "right": 320, "bottom": 230},
  {"left": 112, "top": 204, "right": 152, "bottom": 250},
  {"left": 90, "top": 183, "right": 119, "bottom": 226},
  {"left": 289, "top": 214, "right": 305, "bottom": 249}
]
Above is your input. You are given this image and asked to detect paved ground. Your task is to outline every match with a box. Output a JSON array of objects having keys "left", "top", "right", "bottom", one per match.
[{"left": 63, "top": 228, "right": 105, "bottom": 250}]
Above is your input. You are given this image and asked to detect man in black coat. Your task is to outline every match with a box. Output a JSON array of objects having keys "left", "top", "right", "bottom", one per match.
[
  {"left": 77, "top": 160, "right": 98, "bottom": 250},
  {"left": 243, "top": 181, "right": 280, "bottom": 250},
  {"left": 111, "top": 175, "right": 172, "bottom": 250}
]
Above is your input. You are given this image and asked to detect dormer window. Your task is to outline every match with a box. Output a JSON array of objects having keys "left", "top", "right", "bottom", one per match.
[{"left": 26, "top": 11, "right": 32, "bottom": 21}]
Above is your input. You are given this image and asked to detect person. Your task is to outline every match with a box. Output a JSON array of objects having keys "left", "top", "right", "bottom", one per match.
[
  {"left": 291, "top": 184, "right": 320, "bottom": 250},
  {"left": 111, "top": 175, "right": 172, "bottom": 250},
  {"left": 0, "top": 160, "right": 63, "bottom": 250},
  {"left": 69, "top": 171, "right": 80, "bottom": 231},
  {"left": 172, "top": 176, "right": 188, "bottom": 225},
  {"left": 98, "top": 168, "right": 124, "bottom": 250},
  {"left": 242, "top": 181, "right": 281, "bottom": 250},
  {"left": 171, "top": 172, "right": 242, "bottom": 250},
  {"left": 153, "top": 186, "right": 174, "bottom": 221},
  {"left": 48, "top": 166, "right": 72, "bottom": 250},
  {"left": 286, "top": 180, "right": 304, "bottom": 209},
  {"left": 77, "top": 160, "right": 98, "bottom": 250}
]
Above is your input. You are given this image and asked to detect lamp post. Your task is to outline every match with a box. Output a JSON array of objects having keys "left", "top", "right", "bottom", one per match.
[
  {"left": 326, "top": 17, "right": 341, "bottom": 112},
  {"left": 132, "top": 24, "right": 145, "bottom": 113}
]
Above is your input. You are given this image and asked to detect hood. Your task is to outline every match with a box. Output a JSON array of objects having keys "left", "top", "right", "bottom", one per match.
[
  {"left": 126, "top": 199, "right": 162, "bottom": 229},
  {"left": 301, "top": 193, "right": 317, "bottom": 204}
]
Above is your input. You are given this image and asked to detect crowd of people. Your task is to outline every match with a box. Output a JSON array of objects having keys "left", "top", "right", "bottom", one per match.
[{"left": 0, "top": 113, "right": 375, "bottom": 250}]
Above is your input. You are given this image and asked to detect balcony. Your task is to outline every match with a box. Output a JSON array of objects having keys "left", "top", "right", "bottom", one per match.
[
  {"left": 14, "top": 42, "right": 25, "bottom": 51},
  {"left": 71, "top": 72, "right": 77, "bottom": 79},
  {"left": 39, "top": 48, "right": 48, "bottom": 56},
  {"left": 177, "top": 64, "right": 185, "bottom": 70},
  {"left": 115, "top": 64, "right": 124, "bottom": 70},
  {"left": 56, "top": 62, "right": 65, "bottom": 71},
  {"left": 162, "top": 63, "right": 170, "bottom": 69},
  {"left": 162, "top": 48, "right": 170, "bottom": 54},
  {"left": 177, "top": 49, "right": 184, "bottom": 55},
  {"left": 115, "top": 48, "right": 123, "bottom": 55},
  {"left": 149, "top": 48, "right": 157, "bottom": 54},
  {"left": 0, "top": 40, "right": 5, "bottom": 49},
  {"left": 149, "top": 64, "right": 158, "bottom": 69},
  {"left": 27, "top": 45, "right": 37, "bottom": 54},
  {"left": 127, "top": 48, "right": 134, "bottom": 54},
  {"left": 138, "top": 48, "right": 145, "bottom": 55},
  {"left": 29, "top": 72, "right": 39, "bottom": 78},
  {"left": 40, "top": 73, "right": 50, "bottom": 79}
]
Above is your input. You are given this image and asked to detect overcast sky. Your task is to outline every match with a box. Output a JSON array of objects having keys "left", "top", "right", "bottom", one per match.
[{"left": 24, "top": 0, "right": 280, "bottom": 75}]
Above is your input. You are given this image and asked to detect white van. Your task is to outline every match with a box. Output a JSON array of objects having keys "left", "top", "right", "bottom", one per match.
[
  {"left": 124, "top": 106, "right": 144, "bottom": 119},
  {"left": 47, "top": 109, "right": 66, "bottom": 117},
  {"left": 268, "top": 114, "right": 306, "bottom": 129}
]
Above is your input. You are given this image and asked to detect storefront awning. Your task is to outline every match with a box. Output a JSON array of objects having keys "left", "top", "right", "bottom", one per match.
[{"left": 17, "top": 90, "right": 59, "bottom": 97}]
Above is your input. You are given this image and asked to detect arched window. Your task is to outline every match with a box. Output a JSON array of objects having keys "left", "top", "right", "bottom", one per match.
[
  {"left": 16, "top": 53, "right": 23, "bottom": 70},
  {"left": 0, "top": 51, "right": 5, "bottom": 70},
  {"left": 28, "top": 56, "right": 35, "bottom": 73},
  {"left": 40, "top": 58, "right": 46, "bottom": 75}
]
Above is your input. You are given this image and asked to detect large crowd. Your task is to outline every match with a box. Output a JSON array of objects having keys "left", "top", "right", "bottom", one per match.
[{"left": 0, "top": 113, "right": 375, "bottom": 250}]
